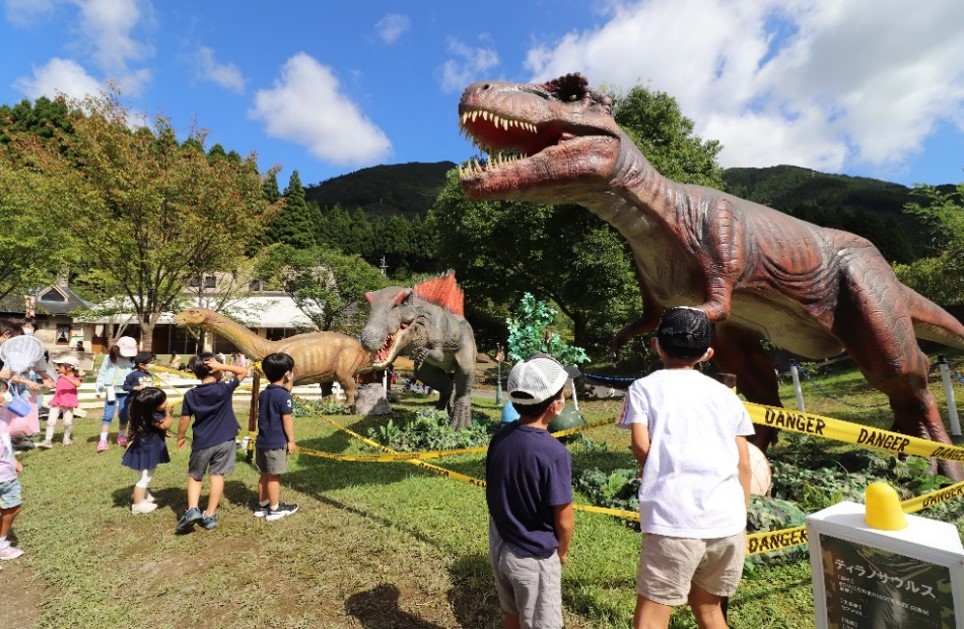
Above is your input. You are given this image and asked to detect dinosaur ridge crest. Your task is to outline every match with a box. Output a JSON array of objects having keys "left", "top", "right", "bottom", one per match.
[{"left": 413, "top": 271, "right": 464, "bottom": 316}]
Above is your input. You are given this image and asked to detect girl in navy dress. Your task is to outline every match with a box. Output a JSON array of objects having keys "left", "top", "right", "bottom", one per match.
[{"left": 122, "top": 387, "right": 172, "bottom": 514}]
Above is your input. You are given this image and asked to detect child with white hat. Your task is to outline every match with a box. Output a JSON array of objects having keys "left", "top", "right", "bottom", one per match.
[{"left": 38, "top": 355, "right": 83, "bottom": 448}]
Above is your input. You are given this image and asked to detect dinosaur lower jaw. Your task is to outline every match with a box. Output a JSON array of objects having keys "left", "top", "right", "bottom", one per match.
[{"left": 459, "top": 136, "right": 620, "bottom": 201}]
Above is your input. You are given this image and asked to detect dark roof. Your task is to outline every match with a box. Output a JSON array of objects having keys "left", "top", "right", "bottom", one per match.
[{"left": 0, "top": 285, "right": 90, "bottom": 317}]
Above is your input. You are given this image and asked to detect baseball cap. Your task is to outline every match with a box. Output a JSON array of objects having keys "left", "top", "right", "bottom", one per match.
[
  {"left": 507, "top": 353, "right": 568, "bottom": 405},
  {"left": 656, "top": 307, "right": 712, "bottom": 358},
  {"left": 115, "top": 336, "right": 138, "bottom": 357}
]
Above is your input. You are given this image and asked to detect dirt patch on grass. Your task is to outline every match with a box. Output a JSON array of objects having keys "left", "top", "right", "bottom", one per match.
[{"left": 5, "top": 560, "right": 45, "bottom": 628}]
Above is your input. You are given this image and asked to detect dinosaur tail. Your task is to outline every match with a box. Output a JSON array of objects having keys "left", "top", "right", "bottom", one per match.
[{"left": 907, "top": 286, "right": 964, "bottom": 351}]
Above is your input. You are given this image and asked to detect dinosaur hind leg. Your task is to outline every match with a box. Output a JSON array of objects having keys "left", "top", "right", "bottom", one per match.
[
  {"left": 711, "top": 321, "right": 782, "bottom": 450},
  {"left": 835, "top": 267, "right": 963, "bottom": 481}
]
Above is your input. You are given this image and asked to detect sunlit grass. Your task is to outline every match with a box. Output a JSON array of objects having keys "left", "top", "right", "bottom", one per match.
[{"left": 8, "top": 348, "right": 964, "bottom": 627}]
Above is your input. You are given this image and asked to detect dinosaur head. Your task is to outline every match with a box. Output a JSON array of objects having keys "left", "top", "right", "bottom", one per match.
[
  {"left": 458, "top": 73, "right": 622, "bottom": 203},
  {"left": 361, "top": 287, "right": 421, "bottom": 369},
  {"left": 172, "top": 308, "right": 211, "bottom": 328}
]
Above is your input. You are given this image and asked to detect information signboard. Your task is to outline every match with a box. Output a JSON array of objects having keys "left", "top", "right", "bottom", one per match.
[{"left": 808, "top": 502, "right": 964, "bottom": 629}]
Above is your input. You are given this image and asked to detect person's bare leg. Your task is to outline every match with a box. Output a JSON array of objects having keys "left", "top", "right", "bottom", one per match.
[
  {"left": 0, "top": 505, "right": 22, "bottom": 537},
  {"left": 634, "top": 594, "right": 673, "bottom": 629},
  {"left": 267, "top": 474, "right": 281, "bottom": 506},
  {"left": 688, "top": 583, "right": 727, "bottom": 629},
  {"left": 186, "top": 476, "right": 203, "bottom": 509},
  {"left": 205, "top": 474, "right": 224, "bottom": 516}
]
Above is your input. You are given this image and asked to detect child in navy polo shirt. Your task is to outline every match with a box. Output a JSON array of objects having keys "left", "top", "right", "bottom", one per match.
[
  {"left": 252, "top": 352, "right": 298, "bottom": 521},
  {"left": 486, "top": 353, "right": 574, "bottom": 629},
  {"left": 174, "top": 352, "right": 248, "bottom": 534}
]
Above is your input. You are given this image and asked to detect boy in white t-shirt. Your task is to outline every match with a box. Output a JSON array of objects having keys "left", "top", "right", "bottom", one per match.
[{"left": 616, "top": 307, "right": 754, "bottom": 629}]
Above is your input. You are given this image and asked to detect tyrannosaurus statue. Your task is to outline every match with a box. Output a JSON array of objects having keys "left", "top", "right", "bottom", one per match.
[
  {"left": 172, "top": 308, "right": 373, "bottom": 408},
  {"left": 360, "top": 272, "right": 477, "bottom": 429},
  {"left": 457, "top": 72, "right": 964, "bottom": 480}
]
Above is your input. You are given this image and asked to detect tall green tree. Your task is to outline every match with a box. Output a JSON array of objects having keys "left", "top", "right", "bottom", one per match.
[
  {"left": 31, "top": 91, "right": 281, "bottom": 348},
  {"left": 265, "top": 170, "right": 318, "bottom": 249},
  {"left": 255, "top": 244, "right": 387, "bottom": 334},
  {"left": 0, "top": 134, "right": 75, "bottom": 300},
  {"left": 611, "top": 86, "right": 723, "bottom": 188},
  {"left": 894, "top": 182, "right": 964, "bottom": 304}
]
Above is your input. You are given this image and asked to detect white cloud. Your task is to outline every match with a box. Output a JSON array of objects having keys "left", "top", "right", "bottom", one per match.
[
  {"left": 74, "top": 0, "right": 152, "bottom": 76},
  {"left": 438, "top": 37, "right": 500, "bottom": 93},
  {"left": 522, "top": 0, "right": 964, "bottom": 174},
  {"left": 13, "top": 57, "right": 103, "bottom": 100},
  {"left": 249, "top": 52, "right": 391, "bottom": 166},
  {"left": 195, "top": 46, "right": 245, "bottom": 93},
  {"left": 375, "top": 13, "right": 410, "bottom": 45},
  {"left": 3, "top": 0, "right": 55, "bottom": 26}
]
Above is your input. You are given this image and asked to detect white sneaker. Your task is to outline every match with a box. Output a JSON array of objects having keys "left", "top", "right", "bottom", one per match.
[
  {"left": 131, "top": 502, "right": 158, "bottom": 515},
  {"left": 38, "top": 440, "right": 54, "bottom": 449},
  {"left": 62, "top": 436, "right": 72, "bottom": 445}
]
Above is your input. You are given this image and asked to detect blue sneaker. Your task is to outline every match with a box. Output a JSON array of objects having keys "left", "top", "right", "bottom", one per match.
[
  {"left": 199, "top": 513, "right": 218, "bottom": 530},
  {"left": 175, "top": 507, "right": 203, "bottom": 534}
]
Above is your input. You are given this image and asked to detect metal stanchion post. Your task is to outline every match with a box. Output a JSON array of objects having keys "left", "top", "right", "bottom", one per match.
[
  {"left": 790, "top": 361, "right": 805, "bottom": 412},
  {"left": 937, "top": 355, "right": 962, "bottom": 442}
]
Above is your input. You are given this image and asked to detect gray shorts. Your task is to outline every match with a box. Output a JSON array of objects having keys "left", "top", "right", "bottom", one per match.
[
  {"left": 636, "top": 532, "right": 746, "bottom": 606},
  {"left": 188, "top": 439, "right": 237, "bottom": 480},
  {"left": 489, "top": 520, "right": 563, "bottom": 629},
  {"left": 255, "top": 447, "right": 288, "bottom": 475}
]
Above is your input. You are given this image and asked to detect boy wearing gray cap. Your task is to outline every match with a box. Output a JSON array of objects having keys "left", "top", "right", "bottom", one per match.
[
  {"left": 617, "top": 307, "right": 754, "bottom": 629},
  {"left": 486, "top": 353, "right": 574, "bottom": 629}
]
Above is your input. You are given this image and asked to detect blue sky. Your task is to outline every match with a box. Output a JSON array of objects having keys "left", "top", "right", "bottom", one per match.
[{"left": 2, "top": 0, "right": 962, "bottom": 190}]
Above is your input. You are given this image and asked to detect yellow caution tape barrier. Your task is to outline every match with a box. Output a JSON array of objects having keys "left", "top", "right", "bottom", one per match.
[
  {"left": 290, "top": 396, "right": 963, "bottom": 556},
  {"left": 746, "top": 478, "right": 964, "bottom": 555},
  {"left": 746, "top": 402, "right": 964, "bottom": 463}
]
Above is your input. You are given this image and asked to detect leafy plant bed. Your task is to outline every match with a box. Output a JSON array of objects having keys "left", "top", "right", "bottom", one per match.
[
  {"left": 572, "top": 430, "right": 964, "bottom": 550},
  {"left": 367, "top": 407, "right": 501, "bottom": 451}
]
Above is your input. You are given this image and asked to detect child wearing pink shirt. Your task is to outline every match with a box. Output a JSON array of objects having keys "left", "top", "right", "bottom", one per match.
[{"left": 39, "top": 356, "right": 83, "bottom": 449}]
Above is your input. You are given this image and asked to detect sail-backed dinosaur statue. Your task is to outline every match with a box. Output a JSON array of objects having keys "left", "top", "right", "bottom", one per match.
[
  {"left": 360, "top": 272, "right": 477, "bottom": 429},
  {"left": 172, "top": 308, "right": 373, "bottom": 408},
  {"left": 457, "top": 72, "right": 964, "bottom": 480}
]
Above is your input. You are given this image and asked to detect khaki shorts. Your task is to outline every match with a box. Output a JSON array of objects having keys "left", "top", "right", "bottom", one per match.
[
  {"left": 636, "top": 532, "right": 746, "bottom": 606},
  {"left": 489, "top": 520, "right": 563, "bottom": 629}
]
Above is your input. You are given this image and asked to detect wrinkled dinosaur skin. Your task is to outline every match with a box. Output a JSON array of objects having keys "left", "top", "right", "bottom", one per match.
[
  {"left": 172, "top": 308, "right": 373, "bottom": 408},
  {"left": 458, "top": 73, "right": 964, "bottom": 480},
  {"left": 360, "top": 273, "right": 477, "bottom": 429}
]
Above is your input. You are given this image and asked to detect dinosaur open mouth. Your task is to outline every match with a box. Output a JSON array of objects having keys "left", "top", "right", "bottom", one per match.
[
  {"left": 457, "top": 111, "right": 582, "bottom": 178},
  {"left": 372, "top": 323, "right": 410, "bottom": 368}
]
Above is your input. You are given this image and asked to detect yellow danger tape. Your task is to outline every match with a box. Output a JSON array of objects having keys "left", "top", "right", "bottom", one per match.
[
  {"left": 746, "top": 478, "right": 964, "bottom": 555},
  {"left": 746, "top": 402, "right": 964, "bottom": 463},
  {"left": 291, "top": 396, "right": 964, "bottom": 556}
]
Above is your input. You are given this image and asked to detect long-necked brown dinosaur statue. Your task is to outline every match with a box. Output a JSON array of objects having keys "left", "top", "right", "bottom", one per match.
[
  {"left": 172, "top": 308, "right": 373, "bottom": 408},
  {"left": 457, "top": 72, "right": 964, "bottom": 481}
]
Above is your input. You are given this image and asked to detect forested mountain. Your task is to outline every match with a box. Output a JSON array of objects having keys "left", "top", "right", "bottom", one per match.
[
  {"left": 305, "top": 161, "right": 455, "bottom": 218},
  {"left": 722, "top": 165, "right": 927, "bottom": 262},
  {"left": 305, "top": 161, "right": 933, "bottom": 264}
]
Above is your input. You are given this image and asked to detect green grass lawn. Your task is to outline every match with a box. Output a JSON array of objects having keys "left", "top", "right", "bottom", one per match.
[{"left": 7, "top": 351, "right": 964, "bottom": 628}]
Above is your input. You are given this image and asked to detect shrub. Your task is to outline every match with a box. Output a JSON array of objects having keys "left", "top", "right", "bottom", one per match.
[{"left": 368, "top": 408, "right": 498, "bottom": 451}]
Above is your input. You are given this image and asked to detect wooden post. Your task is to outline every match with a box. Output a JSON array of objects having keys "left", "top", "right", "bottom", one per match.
[{"left": 246, "top": 370, "right": 260, "bottom": 464}]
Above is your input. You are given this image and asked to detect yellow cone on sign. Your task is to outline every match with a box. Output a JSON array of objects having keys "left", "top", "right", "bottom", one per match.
[{"left": 864, "top": 481, "right": 907, "bottom": 531}]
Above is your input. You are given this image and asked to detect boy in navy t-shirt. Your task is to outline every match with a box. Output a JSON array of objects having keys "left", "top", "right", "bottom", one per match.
[
  {"left": 175, "top": 352, "right": 248, "bottom": 534},
  {"left": 252, "top": 352, "right": 298, "bottom": 521},
  {"left": 486, "top": 353, "right": 574, "bottom": 629}
]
